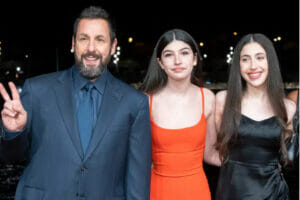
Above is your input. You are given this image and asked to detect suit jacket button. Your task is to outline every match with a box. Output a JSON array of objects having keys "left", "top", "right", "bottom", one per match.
[{"left": 81, "top": 165, "right": 87, "bottom": 171}]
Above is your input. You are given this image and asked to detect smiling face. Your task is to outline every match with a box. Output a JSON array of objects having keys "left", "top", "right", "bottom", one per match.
[
  {"left": 158, "top": 40, "right": 197, "bottom": 82},
  {"left": 72, "top": 18, "right": 117, "bottom": 81},
  {"left": 240, "top": 42, "right": 268, "bottom": 89}
]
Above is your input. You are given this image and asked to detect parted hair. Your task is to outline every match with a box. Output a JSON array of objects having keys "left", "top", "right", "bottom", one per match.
[
  {"left": 139, "top": 29, "right": 203, "bottom": 94},
  {"left": 216, "top": 33, "right": 292, "bottom": 166}
]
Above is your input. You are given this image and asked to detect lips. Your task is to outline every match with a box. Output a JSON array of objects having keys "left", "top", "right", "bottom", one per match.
[
  {"left": 84, "top": 58, "right": 99, "bottom": 67},
  {"left": 248, "top": 72, "right": 262, "bottom": 80},
  {"left": 172, "top": 67, "right": 185, "bottom": 73},
  {"left": 85, "top": 56, "right": 98, "bottom": 61},
  {"left": 82, "top": 53, "right": 101, "bottom": 67}
]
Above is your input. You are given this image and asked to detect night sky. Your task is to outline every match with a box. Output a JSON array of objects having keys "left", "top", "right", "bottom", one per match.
[
  {"left": 0, "top": 0, "right": 299, "bottom": 82},
  {"left": 1, "top": 1, "right": 298, "bottom": 43}
]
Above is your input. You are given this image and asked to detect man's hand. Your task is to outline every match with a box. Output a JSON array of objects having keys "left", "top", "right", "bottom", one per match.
[{"left": 0, "top": 82, "right": 27, "bottom": 131}]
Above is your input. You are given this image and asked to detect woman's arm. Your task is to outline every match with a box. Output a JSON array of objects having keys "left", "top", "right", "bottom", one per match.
[{"left": 203, "top": 88, "right": 221, "bottom": 166}]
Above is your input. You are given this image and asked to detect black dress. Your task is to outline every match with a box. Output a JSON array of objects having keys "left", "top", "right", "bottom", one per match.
[{"left": 216, "top": 115, "right": 289, "bottom": 200}]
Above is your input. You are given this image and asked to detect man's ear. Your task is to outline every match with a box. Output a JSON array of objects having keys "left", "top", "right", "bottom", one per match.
[
  {"left": 110, "top": 38, "right": 118, "bottom": 55},
  {"left": 71, "top": 37, "right": 75, "bottom": 53}
]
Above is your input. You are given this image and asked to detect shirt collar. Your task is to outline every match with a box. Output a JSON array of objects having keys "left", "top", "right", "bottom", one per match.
[{"left": 72, "top": 65, "right": 107, "bottom": 95}]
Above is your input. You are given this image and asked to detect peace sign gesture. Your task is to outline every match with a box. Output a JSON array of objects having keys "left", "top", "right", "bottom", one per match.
[{"left": 0, "top": 82, "right": 27, "bottom": 132}]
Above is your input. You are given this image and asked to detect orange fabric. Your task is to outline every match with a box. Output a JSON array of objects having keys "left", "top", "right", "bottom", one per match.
[{"left": 150, "top": 88, "right": 211, "bottom": 200}]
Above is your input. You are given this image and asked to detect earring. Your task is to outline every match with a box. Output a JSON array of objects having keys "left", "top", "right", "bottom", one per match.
[{"left": 70, "top": 49, "right": 74, "bottom": 53}]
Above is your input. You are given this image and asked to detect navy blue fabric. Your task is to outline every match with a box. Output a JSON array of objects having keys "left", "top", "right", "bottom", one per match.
[
  {"left": 72, "top": 66, "right": 107, "bottom": 123},
  {"left": 77, "top": 83, "right": 94, "bottom": 153},
  {"left": 0, "top": 68, "right": 152, "bottom": 200}
]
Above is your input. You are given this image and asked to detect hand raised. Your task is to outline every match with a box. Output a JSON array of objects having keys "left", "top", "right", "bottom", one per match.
[{"left": 0, "top": 82, "right": 27, "bottom": 131}]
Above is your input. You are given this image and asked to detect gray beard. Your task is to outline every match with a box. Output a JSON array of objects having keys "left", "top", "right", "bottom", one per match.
[
  {"left": 76, "top": 61, "right": 105, "bottom": 80},
  {"left": 74, "top": 48, "right": 112, "bottom": 80},
  {"left": 75, "top": 53, "right": 111, "bottom": 80}
]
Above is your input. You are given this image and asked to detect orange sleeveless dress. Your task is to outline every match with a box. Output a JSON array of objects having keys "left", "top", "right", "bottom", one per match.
[{"left": 150, "top": 88, "right": 211, "bottom": 200}]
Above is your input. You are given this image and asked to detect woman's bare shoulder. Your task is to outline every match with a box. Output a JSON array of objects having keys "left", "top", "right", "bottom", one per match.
[{"left": 215, "top": 90, "right": 227, "bottom": 103}]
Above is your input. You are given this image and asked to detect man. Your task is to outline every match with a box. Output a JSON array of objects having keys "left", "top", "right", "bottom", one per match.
[{"left": 0, "top": 6, "right": 152, "bottom": 200}]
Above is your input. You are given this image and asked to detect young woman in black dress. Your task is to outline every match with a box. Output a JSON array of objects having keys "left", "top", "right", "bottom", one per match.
[{"left": 215, "top": 33, "right": 296, "bottom": 200}]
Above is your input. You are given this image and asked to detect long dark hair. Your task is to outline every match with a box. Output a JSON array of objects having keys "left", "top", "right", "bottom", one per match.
[
  {"left": 216, "top": 33, "right": 292, "bottom": 165},
  {"left": 139, "top": 29, "right": 203, "bottom": 94}
]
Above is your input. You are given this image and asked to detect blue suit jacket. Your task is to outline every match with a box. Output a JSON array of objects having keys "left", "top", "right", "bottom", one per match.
[{"left": 0, "top": 68, "right": 152, "bottom": 200}]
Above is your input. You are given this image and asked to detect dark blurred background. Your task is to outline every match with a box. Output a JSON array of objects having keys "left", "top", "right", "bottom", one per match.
[
  {"left": 0, "top": 0, "right": 298, "bottom": 199},
  {"left": 0, "top": 0, "right": 298, "bottom": 84}
]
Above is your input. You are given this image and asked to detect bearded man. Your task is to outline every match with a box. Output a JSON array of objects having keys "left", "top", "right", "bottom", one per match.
[{"left": 0, "top": 6, "right": 152, "bottom": 200}]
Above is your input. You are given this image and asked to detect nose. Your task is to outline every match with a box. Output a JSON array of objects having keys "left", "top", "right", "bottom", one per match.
[
  {"left": 174, "top": 53, "right": 182, "bottom": 64},
  {"left": 250, "top": 59, "right": 258, "bottom": 70},
  {"left": 87, "top": 40, "right": 96, "bottom": 52}
]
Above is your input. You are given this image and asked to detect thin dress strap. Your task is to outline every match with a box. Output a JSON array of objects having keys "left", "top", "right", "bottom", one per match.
[{"left": 200, "top": 87, "right": 205, "bottom": 115}]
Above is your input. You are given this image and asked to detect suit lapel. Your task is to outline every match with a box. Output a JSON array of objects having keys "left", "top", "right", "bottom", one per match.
[
  {"left": 53, "top": 69, "right": 84, "bottom": 159},
  {"left": 84, "top": 72, "right": 122, "bottom": 161}
]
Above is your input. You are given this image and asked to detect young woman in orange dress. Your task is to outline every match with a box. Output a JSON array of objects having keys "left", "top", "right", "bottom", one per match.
[{"left": 140, "top": 29, "right": 221, "bottom": 200}]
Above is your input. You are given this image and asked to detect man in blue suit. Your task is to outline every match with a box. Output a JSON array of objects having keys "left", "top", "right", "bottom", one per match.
[{"left": 0, "top": 6, "right": 152, "bottom": 200}]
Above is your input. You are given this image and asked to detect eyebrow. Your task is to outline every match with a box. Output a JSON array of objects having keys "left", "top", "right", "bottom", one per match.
[
  {"left": 78, "top": 33, "right": 89, "bottom": 37},
  {"left": 241, "top": 52, "right": 265, "bottom": 57},
  {"left": 78, "top": 33, "right": 105, "bottom": 39},
  {"left": 255, "top": 53, "right": 265, "bottom": 56},
  {"left": 163, "top": 47, "right": 191, "bottom": 53}
]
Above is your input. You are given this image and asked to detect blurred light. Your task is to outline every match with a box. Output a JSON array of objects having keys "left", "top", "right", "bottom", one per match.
[
  {"left": 277, "top": 36, "right": 282, "bottom": 41},
  {"left": 113, "top": 45, "right": 121, "bottom": 65},
  {"left": 128, "top": 37, "right": 133, "bottom": 43},
  {"left": 0, "top": 41, "right": 2, "bottom": 45},
  {"left": 273, "top": 38, "right": 277, "bottom": 42},
  {"left": 233, "top": 32, "right": 238, "bottom": 36},
  {"left": 226, "top": 46, "right": 233, "bottom": 63},
  {"left": 17, "top": 86, "right": 22, "bottom": 93},
  {"left": 25, "top": 54, "right": 29, "bottom": 58},
  {"left": 199, "top": 42, "right": 204, "bottom": 47},
  {"left": 203, "top": 54, "right": 207, "bottom": 58},
  {"left": 15, "top": 66, "right": 24, "bottom": 74}
]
